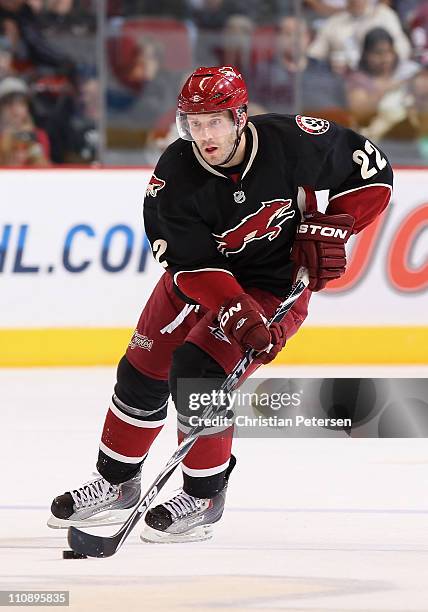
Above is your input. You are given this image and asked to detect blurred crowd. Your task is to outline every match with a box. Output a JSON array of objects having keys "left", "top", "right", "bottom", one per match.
[
  {"left": 0, "top": 0, "right": 98, "bottom": 166},
  {"left": 1, "top": 0, "right": 427, "bottom": 166}
]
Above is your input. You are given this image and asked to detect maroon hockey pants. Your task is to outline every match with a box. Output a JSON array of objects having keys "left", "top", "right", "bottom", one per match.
[{"left": 99, "top": 272, "right": 310, "bottom": 493}]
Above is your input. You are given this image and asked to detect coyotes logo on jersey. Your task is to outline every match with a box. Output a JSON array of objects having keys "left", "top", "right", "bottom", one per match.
[
  {"left": 146, "top": 174, "right": 166, "bottom": 198},
  {"left": 213, "top": 199, "right": 295, "bottom": 256}
]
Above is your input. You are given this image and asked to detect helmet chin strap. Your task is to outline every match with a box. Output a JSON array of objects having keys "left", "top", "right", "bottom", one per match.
[
  {"left": 218, "top": 124, "right": 243, "bottom": 167},
  {"left": 219, "top": 107, "right": 248, "bottom": 166}
]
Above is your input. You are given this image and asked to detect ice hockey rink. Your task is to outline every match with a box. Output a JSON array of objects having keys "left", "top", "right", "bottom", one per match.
[{"left": 1, "top": 364, "right": 428, "bottom": 612}]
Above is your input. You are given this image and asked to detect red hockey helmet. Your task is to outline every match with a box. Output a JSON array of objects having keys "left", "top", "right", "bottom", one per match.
[{"left": 176, "top": 66, "right": 248, "bottom": 141}]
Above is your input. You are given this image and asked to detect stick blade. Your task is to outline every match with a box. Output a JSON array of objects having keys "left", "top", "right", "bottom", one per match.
[{"left": 67, "top": 526, "right": 120, "bottom": 558}]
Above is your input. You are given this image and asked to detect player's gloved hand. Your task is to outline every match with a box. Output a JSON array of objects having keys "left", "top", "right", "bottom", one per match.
[
  {"left": 219, "top": 293, "right": 271, "bottom": 352},
  {"left": 218, "top": 294, "right": 287, "bottom": 364},
  {"left": 291, "top": 211, "right": 355, "bottom": 291},
  {"left": 254, "top": 322, "right": 286, "bottom": 364}
]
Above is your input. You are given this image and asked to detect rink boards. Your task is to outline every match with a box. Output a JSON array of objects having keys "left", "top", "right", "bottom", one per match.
[{"left": 1, "top": 167, "right": 427, "bottom": 366}]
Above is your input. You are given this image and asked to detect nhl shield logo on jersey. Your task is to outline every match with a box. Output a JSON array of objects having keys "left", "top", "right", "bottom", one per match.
[
  {"left": 296, "top": 115, "right": 330, "bottom": 135},
  {"left": 213, "top": 199, "right": 295, "bottom": 257},
  {"left": 146, "top": 174, "right": 166, "bottom": 198}
]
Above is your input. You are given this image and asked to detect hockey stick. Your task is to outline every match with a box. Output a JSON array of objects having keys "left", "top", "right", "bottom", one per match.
[{"left": 68, "top": 269, "right": 309, "bottom": 557}]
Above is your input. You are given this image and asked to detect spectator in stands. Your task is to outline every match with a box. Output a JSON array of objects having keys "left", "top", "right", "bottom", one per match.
[
  {"left": 126, "top": 0, "right": 190, "bottom": 19},
  {"left": 251, "top": 15, "right": 346, "bottom": 115},
  {"left": 0, "top": 75, "right": 50, "bottom": 165},
  {"left": 382, "top": 0, "right": 420, "bottom": 24},
  {"left": 408, "top": 2, "right": 428, "bottom": 64},
  {"left": 107, "top": 34, "right": 182, "bottom": 137},
  {"left": 38, "top": 0, "right": 96, "bottom": 35},
  {"left": 213, "top": 14, "right": 254, "bottom": 78},
  {"left": 46, "top": 0, "right": 73, "bottom": 14},
  {"left": 356, "top": 60, "right": 428, "bottom": 155},
  {"left": 308, "top": 0, "right": 411, "bottom": 74},
  {"left": 0, "top": 34, "right": 14, "bottom": 78},
  {"left": 346, "top": 27, "right": 419, "bottom": 128},
  {"left": 304, "top": 0, "right": 346, "bottom": 18},
  {"left": 407, "top": 64, "right": 428, "bottom": 156},
  {"left": 0, "top": 0, "right": 75, "bottom": 77},
  {"left": 0, "top": 9, "right": 23, "bottom": 62},
  {"left": 192, "top": 0, "right": 247, "bottom": 65},
  {"left": 190, "top": 0, "right": 242, "bottom": 30},
  {"left": 60, "top": 75, "right": 97, "bottom": 163}
]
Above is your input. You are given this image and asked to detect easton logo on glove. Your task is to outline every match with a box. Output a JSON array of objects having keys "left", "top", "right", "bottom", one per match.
[
  {"left": 218, "top": 303, "right": 242, "bottom": 328},
  {"left": 297, "top": 224, "right": 352, "bottom": 240}
]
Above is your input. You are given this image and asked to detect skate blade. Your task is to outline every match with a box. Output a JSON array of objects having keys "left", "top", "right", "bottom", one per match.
[
  {"left": 140, "top": 523, "right": 214, "bottom": 544},
  {"left": 46, "top": 508, "right": 134, "bottom": 529}
]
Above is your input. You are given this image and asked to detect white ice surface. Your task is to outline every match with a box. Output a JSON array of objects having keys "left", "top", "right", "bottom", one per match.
[{"left": 1, "top": 365, "right": 427, "bottom": 611}]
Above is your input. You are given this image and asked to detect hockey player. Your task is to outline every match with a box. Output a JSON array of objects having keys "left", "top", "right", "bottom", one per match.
[{"left": 48, "top": 66, "right": 393, "bottom": 543}]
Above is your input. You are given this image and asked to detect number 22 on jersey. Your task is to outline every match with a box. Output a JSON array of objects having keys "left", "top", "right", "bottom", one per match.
[{"left": 353, "top": 140, "right": 387, "bottom": 180}]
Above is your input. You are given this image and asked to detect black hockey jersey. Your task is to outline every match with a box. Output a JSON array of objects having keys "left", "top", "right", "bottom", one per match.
[{"left": 143, "top": 114, "right": 393, "bottom": 302}]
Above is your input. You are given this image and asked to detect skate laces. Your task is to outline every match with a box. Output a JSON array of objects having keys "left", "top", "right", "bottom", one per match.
[
  {"left": 164, "top": 490, "right": 208, "bottom": 520},
  {"left": 70, "top": 476, "right": 120, "bottom": 510}
]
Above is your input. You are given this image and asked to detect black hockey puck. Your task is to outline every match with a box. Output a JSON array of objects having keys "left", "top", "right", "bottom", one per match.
[{"left": 62, "top": 549, "right": 87, "bottom": 559}]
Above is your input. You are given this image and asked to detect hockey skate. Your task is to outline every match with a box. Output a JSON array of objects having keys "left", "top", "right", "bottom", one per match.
[
  {"left": 47, "top": 472, "right": 141, "bottom": 529},
  {"left": 140, "top": 456, "right": 236, "bottom": 543}
]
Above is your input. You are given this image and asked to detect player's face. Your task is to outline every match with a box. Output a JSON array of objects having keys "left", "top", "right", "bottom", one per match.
[{"left": 188, "top": 111, "right": 237, "bottom": 165}]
